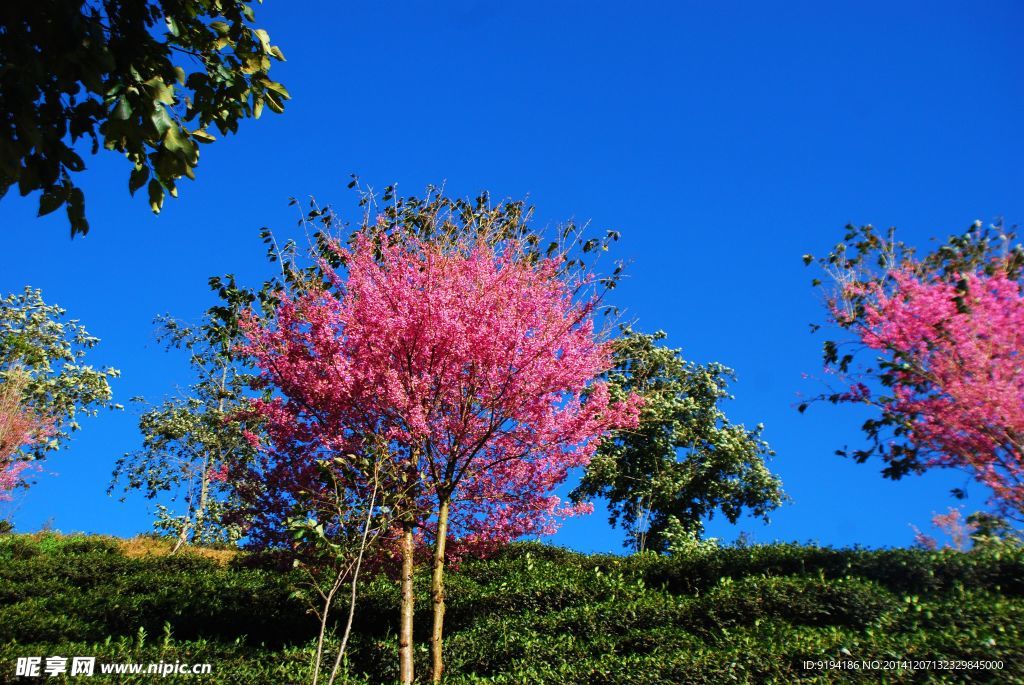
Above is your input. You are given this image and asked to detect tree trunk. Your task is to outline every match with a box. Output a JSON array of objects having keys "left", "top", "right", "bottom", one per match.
[
  {"left": 169, "top": 517, "right": 190, "bottom": 555},
  {"left": 193, "top": 453, "right": 210, "bottom": 545},
  {"left": 430, "top": 497, "right": 450, "bottom": 684},
  {"left": 194, "top": 365, "right": 227, "bottom": 546},
  {"left": 399, "top": 519, "right": 415, "bottom": 685},
  {"left": 170, "top": 487, "right": 196, "bottom": 555}
]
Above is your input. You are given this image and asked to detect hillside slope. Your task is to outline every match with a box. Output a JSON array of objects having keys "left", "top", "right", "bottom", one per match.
[{"left": 1, "top": 534, "right": 1021, "bottom": 683}]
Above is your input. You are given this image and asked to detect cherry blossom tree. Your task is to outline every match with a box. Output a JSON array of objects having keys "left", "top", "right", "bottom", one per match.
[
  {"left": 237, "top": 232, "right": 640, "bottom": 684},
  {"left": 0, "top": 370, "right": 51, "bottom": 503},
  {"left": 806, "top": 222, "right": 1024, "bottom": 521}
]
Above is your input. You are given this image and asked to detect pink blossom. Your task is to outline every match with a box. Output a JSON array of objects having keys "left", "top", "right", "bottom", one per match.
[
  {"left": 233, "top": 233, "right": 640, "bottom": 555},
  {"left": 207, "top": 464, "right": 230, "bottom": 483},
  {"left": 0, "top": 381, "right": 52, "bottom": 501},
  {"left": 849, "top": 268, "right": 1024, "bottom": 516},
  {"left": 911, "top": 507, "right": 978, "bottom": 551}
]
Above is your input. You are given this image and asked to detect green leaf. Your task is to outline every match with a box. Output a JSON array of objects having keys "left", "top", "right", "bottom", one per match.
[
  {"left": 111, "top": 97, "right": 132, "bottom": 121},
  {"left": 145, "top": 76, "right": 175, "bottom": 105},
  {"left": 264, "top": 91, "right": 284, "bottom": 114},
  {"left": 150, "top": 107, "right": 174, "bottom": 138},
  {"left": 253, "top": 28, "right": 272, "bottom": 51},
  {"left": 128, "top": 165, "right": 149, "bottom": 196},
  {"left": 38, "top": 185, "right": 68, "bottom": 216},
  {"left": 60, "top": 149, "right": 86, "bottom": 172},
  {"left": 261, "top": 80, "right": 290, "bottom": 99},
  {"left": 163, "top": 125, "right": 197, "bottom": 163},
  {"left": 66, "top": 187, "right": 88, "bottom": 236},
  {"left": 191, "top": 129, "right": 217, "bottom": 144},
  {"left": 164, "top": 125, "right": 188, "bottom": 153},
  {"left": 147, "top": 179, "right": 165, "bottom": 214}
]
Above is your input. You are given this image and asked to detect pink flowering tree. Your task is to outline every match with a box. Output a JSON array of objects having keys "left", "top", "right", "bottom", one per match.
[
  {"left": 805, "top": 222, "right": 1024, "bottom": 521},
  {"left": 0, "top": 371, "right": 52, "bottom": 504},
  {"left": 238, "top": 231, "right": 640, "bottom": 684}
]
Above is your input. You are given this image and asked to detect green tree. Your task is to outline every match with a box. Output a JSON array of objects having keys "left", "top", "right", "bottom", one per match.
[
  {"left": 110, "top": 275, "right": 257, "bottom": 550},
  {"left": 967, "top": 512, "right": 1022, "bottom": 550},
  {"left": 572, "top": 328, "right": 786, "bottom": 553},
  {"left": 0, "top": 0, "right": 289, "bottom": 237},
  {"left": 0, "top": 287, "right": 119, "bottom": 474}
]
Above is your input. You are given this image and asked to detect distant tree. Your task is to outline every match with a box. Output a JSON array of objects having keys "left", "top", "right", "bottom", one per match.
[
  {"left": 572, "top": 328, "right": 786, "bottom": 553},
  {"left": 110, "top": 276, "right": 257, "bottom": 550},
  {"left": 0, "top": 287, "right": 119, "bottom": 486},
  {"left": 912, "top": 509, "right": 1022, "bottom": 551},
  {"left": 967, "top": 511, "right": 1022, "bottom": 550},
  {"left": 806, "top": 222, "right": 1024, "bottom": 521},
  {"left": 0, "top": 0, "right": 288, "bottom": 236},
  {"left": 911, "top": 507, "right": 976, "bottom": 552}
]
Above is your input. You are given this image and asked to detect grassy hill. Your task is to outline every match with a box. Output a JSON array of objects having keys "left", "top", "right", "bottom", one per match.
[{"left": 1, "top": 533, "right": 1022, "bottom": 683}]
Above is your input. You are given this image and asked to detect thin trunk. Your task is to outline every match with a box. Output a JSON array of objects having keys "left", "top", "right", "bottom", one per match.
[
  {"left": 430, "top": 497, "right": 450, "bottom": 684},
  {"left": 312, "top": 572, "right": 345, "bottom": 685},
  {"left": 177, "top": 365, "right": 227, "bottom": 554},
  {"left": 170, "top": 486, "right": 196, "bottom": 555},
  {"left": 194, "top": 366, "right": 228, "bottom": 545},
  {"left": 399, "top": 519, "right": 415, "bottom": 685},
  {"left": 170, "top": 520, "right": 190, "bottom": 555},
  {"left": 327, "top": 478, "right": 380, "bottom": 685},
  {"left": 193, "top": 453, "right": 210, "bottom": 545}
]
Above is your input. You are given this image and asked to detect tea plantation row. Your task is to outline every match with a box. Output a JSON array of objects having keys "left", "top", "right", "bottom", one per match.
[{"left": 1, "top": 534, "right": 1021, "bottom": 683}]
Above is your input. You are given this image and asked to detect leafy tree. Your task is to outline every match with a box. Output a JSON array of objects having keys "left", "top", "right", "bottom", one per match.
[
  {"left": 572, "top": 328, "right": 786, "bottom": 554},
  {"left": 110, "top": 276, "right": 257, "bottom": 549},
  {"left": 806, "top": 222, "right": 1024, "bottom": 521},
  {"left": 967, "top": 511, "right": 1022, "bottom": 550},
  {"left": 0, "top": 0, "right": 288, "bottom": 236},
  {"left": 238, "top": 232, "right": 639, "bottom": 684},
  {"left": 0, "top": 287, "right": 119, "bottom": 479}
]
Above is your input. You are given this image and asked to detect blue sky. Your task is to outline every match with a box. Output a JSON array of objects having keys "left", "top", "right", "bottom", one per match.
[{"left": 2, "top": 1, "right": 1022, "bottom": 552}]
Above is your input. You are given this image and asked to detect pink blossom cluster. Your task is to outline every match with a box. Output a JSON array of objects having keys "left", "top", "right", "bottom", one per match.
[
  {"left": 235, "top": 234, "right": 640, "bottom": 556},
  {"left": 0, "top": 386, "right": 50, "bottom": 501},
  {"left": 851, "top": 268, "right": 1024, "bottom": 515},
  {"left": 911, "top": 507, "right": 977, "bottom": 551}
]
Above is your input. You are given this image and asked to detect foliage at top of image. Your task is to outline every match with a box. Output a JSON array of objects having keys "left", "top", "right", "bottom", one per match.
[{"left": 0, "top": 0, "right": 288, "bottom": 237}]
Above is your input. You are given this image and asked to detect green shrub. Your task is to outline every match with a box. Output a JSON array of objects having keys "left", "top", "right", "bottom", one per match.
[{"left": 1, "top": 534, "right": 1021, "bottom": 683}]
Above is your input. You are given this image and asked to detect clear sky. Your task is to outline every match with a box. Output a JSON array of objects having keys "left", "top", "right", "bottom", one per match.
[{"left": 2, "top": 1, "right": 1021, "bottom": 552}]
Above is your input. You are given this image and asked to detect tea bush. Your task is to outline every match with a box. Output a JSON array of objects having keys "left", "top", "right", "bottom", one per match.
[{"left": 1, "top": 534, "right": 1021, "bottom": 683}]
